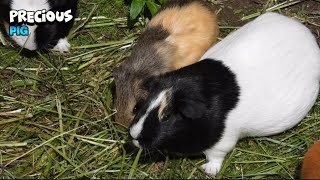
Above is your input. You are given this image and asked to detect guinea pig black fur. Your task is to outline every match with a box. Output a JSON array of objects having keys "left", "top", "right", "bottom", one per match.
[
  {"left": 113, "top": 0, "right": 219, "bottom": 127},
  {"left": 0, "top": 0, "right": 78, "bottom": 51},
  {"left": 129, "top": 59, "right": 240, "bottom": 174},
  {"left": 128, "top": 12, "right": 320, "bottom": 176}
]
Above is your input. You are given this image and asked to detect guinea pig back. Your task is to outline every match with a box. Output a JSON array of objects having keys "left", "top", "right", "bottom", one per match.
[
  {"left": 113, "top": 0, "right": 219, "bottom": 126},
  {"left": 148, "top": 0, "right": 219, "bottom": 69}
]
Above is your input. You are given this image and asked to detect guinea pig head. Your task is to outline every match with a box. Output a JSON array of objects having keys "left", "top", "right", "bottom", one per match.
[
  {"left": 112, "top": 43, "right": 171, "bottom": 126},
  {"left": 113, "top": 64, "right": 150, "bottom": 126},
  {"left": 128, "top": 76, "right": 211, "bottom": 154}
]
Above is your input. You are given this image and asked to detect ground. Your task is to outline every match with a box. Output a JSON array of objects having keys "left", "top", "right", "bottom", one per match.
[{"left": 0, "top": 0, "right": 319, "bottom": 179}]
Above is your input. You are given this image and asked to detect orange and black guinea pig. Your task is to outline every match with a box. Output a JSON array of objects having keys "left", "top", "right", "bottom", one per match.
[{"left": 113, "top": 0, "right": 219, "bottom": 127}]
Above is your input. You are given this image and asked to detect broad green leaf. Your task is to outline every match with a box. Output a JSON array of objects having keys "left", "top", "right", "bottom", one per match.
[
  {"left": 158, "top": 0, "right": 168, "bottom": 5},
  {"left": 130, "top": 0, "right": 146, "bottom": 19},
  {"left": 146, "top": 1, "right": 161, "bottom": 16}
]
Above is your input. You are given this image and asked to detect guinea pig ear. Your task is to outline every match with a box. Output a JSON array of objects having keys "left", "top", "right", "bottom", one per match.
[
  {"left": 143, "top": 76, "right": 160, "bottom": 91},
  {"left": 178, "top": 99, "right": 206, "bottom": 119}
]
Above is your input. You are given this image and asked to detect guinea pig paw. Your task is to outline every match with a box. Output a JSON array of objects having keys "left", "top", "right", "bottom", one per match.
[
  {"left": 201, "top": 161, "right": 222, "bottom": 176},
  {"left": 53, "top": 38, "right": 71, "bottom": 52}
]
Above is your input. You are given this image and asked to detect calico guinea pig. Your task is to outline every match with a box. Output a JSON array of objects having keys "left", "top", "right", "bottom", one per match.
[
  {"left": 128, "top": 12, "right": 320, "bottom": 176},
  {"left": 301, "top": 140, "right": 320, "bottom": 179},
  {"left": 112, "top": 0, "right": 219, "bottom": 127},
  {"left": 0, "top": 0, "right": 78, "bottom": 51}
]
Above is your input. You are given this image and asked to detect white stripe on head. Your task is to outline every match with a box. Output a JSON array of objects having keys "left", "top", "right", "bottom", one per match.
[{"left": 130, "top": 90, "right": 167, "bottom": 139}]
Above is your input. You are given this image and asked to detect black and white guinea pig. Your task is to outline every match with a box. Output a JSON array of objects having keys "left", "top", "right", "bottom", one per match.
[
  {"left": 0, "top": 0, "right": 78, "bottom": 51},
  {"left": 128, "top": 12, "right": 320, "bottom": 176}
]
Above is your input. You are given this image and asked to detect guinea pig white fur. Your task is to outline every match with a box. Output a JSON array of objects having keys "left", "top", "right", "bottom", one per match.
[
  {"left": 128, "top": 12, "right": 320, "bottom": 176},
  {"left": 0, "top": 0, "right": 78, "bottom": 51}
]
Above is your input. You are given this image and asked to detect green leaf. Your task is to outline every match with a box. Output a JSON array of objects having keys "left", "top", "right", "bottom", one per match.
[
  {"left": 130, "top": 0, "right": 146, "bottom": 19},
  {"left": 146, "top": 1, "right": 161, "bottom": 16},
  {"left": 158, "top": 0, "right": 168, "bottom": 5},
  {"left": 10, "top": 79, "right": 36, "bottom": 87},
  {"left": 11, "top": 69, "right": 44, "bottom": 82},
  {"left": 128, "top": 148, "right": 143, "bottom": 179}
]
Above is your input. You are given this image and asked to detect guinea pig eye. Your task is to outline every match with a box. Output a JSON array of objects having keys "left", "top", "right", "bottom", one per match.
[
  {"left": 133, "top": 102, "right": 141, "bottom": 114},
  {"left": 162, "top": 114, "right": 170, "bottom": 122},
  {"left": 133, "top": 105, "right": 138, "bottom": 114}
]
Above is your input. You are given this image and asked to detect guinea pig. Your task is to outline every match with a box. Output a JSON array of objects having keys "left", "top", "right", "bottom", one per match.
[
  {"left": 128, "top": 12, "right": 320, "bottom": 176},
  {"left": 0, "top": 0, "right": 78, "bottom": 51},
  {"left": 301, "top": 140, "right": 320, "bottom": 179},
  {"left": 112, "top": 0, "right": 219, "bottom": 127}
]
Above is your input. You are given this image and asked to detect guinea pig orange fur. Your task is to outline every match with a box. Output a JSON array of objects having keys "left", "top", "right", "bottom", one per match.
[
  {"left": 113, "top": 0, "right": 219, "bottom": 126},
  {"left": 149, "top": 1, "right": 219, "bottom": 69},
  {"left": 301, "top": 140, "right": 320, "bottom": 179}
]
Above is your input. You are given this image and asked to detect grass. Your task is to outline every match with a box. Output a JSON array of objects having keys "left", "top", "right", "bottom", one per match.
[{"left": 0, "top": 0, "right": 320, "bottom": 178}]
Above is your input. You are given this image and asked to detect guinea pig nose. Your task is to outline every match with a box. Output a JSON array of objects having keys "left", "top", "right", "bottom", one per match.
[{"left": 132, "top": 139, "right": 142, "bottom": 148}]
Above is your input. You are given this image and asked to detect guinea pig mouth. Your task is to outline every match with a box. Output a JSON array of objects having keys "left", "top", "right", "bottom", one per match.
[
  {"left": 130, "top": 137, "right": 159, "bottom": 150},
  {"left": 132, "top": 139, "right": 142, "bottom": 148}
]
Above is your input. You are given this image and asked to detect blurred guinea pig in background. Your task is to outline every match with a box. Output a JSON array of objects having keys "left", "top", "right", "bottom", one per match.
[
  {"left": 301, "top": 140, "right": 320, "bottom": 179},
  {"left": 113, "top": 0, "right": 219, "bottom": 126},
  {"left": 0, "top": 0, "right": 78, "bottom": 51},
  {"left": 128, "top": 12, "right": 320, "bottom": 176}
]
